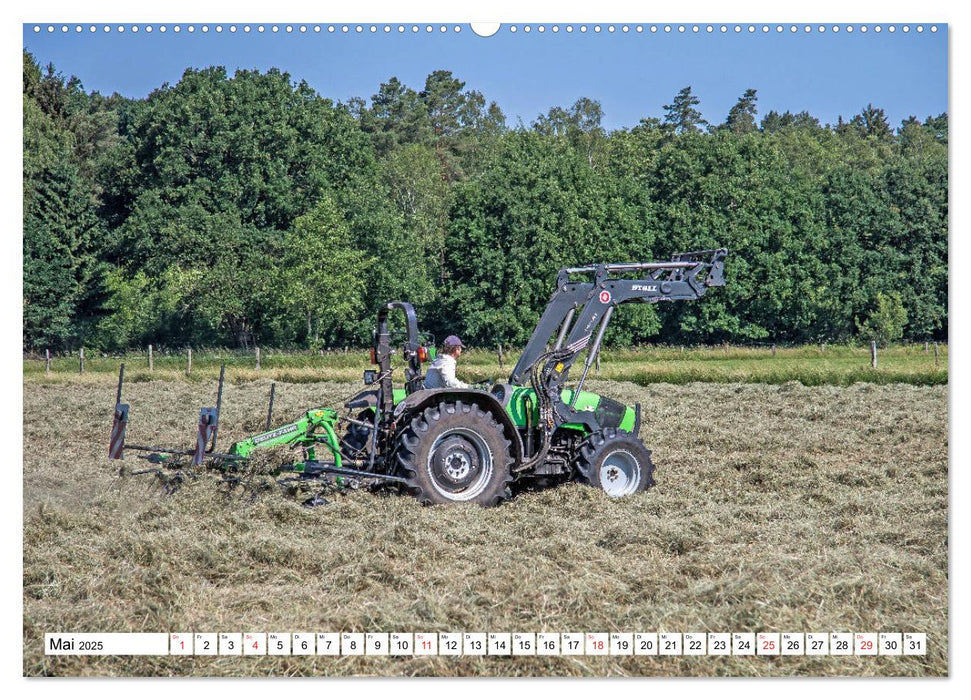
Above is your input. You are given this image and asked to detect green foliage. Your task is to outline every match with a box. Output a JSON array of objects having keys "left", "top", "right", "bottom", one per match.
[
  {"left": 23, "top": 56, "right": 108, "bottom": 350},
  {"left": 357, "top": 77, "right": 434, "bottom": 156},
  {"left": 274, "top": 197, "right": 372, "bottom": 347},
  {"left": 110, "top": 66, "right": 370, "bottom": 239},
  {"left": 445, "top": 130, "right": 635, "bottom": 344},
  {"left": 378, "top": 145, "right": 450, "bottom": 299},
  {"left": 90, "top": 267, "right": 187, "bottom": 349},
  {"left": 21, "top": 53, "right": 948, "bottom": 352},
  {"left": 857, "top": 292, "right": 909, "bottom": 346}
]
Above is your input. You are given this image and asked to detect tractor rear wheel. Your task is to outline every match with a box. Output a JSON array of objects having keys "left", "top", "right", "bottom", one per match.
[
  {"left": 576, "top": 429, "right": 655, "bottom": 497},
  {"left": 396, "top": 401, "right": 513, "bottom": 506}
]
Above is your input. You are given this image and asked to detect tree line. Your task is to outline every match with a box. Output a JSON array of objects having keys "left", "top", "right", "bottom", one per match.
[{"left": 23, "top": 50, "right": 948, "bottom": 352}]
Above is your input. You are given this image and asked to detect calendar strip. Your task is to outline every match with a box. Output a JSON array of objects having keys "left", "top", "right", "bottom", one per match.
[{"left": 46, "top": 632, "right": 927, "bottom": 656}]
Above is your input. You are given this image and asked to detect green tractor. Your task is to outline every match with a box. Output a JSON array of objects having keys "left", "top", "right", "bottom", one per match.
[{"left": 110, "top": 249, "right": 726, "bottom": 506}]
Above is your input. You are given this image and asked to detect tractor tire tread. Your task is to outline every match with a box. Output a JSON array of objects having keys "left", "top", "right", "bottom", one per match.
[
  {"left": 396, "top": 400, "right": 513, "bottom": 507},
  {"left": 576, "top": 429, "right": 655, "bottom": 497}
]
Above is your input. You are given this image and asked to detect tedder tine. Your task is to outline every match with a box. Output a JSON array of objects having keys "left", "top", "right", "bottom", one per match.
[
  {"left": 109, "top": 404, "right": 129, "bottom": 460},
  {"left": 192, "top": 408, "right": 218, "bottom": 467},
  {"left": 209, "top": 364, "right": 226, "bottom": 453},
  {"left": 108, "top": 364, "right": 129, "bottom": 460},
  {"left": 115, "top": 363, "right": 125, "bottom": 405}
]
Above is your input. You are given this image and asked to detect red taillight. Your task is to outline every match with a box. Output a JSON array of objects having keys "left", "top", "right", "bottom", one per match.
[
  {"left": 369, "top": 348, "right": 377, "bottom": 364},
  {"left": 418, "top": 346, "right": 429, "bottom": 363}
]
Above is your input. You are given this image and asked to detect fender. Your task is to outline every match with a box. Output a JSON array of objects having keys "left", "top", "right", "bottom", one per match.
[
  {"left": 344, "top": 389, "right": 378, "bottom": 411},
  {"left": 393, "top": 388, "right": 525, "bottom": 467}
]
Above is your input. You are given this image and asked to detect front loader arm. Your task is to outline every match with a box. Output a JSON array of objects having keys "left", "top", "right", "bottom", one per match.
[
  {"left": 503, "top": 248, "right": 727, "bottom": 473},
  {"left": 509, "top": 248, "right": 727, "bottom": 385},
  {"left": 509, "top": 277, "right": 592, "bottom": 385}
]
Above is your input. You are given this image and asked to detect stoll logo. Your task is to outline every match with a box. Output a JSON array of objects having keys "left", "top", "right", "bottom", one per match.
[{"left": 632, "top": 284, "right": 659, "bottom": 292}]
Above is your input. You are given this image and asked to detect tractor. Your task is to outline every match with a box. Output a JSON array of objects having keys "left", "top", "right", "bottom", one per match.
[{"left": 109, "top": 249, "right": 727, "bottom": 506}]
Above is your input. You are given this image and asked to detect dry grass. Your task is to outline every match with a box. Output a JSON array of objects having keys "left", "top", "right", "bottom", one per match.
[{"left": 23, "top": 378, "right": 947, "bottom": 677}]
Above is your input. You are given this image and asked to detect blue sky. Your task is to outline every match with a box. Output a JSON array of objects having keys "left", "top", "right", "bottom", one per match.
[{"left": 22, "top": 22, "right": 948, "bottom": 131}]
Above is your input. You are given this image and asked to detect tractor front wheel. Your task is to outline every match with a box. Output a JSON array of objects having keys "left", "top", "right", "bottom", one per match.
[
  {"left": 576, "top": 429, "right": 655, "bottom": 497},
  {"left": 397, "top": 401, "right": 513, "bottom": 506}
]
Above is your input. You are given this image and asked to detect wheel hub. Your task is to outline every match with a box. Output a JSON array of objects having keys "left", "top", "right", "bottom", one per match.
[
  {"left": 430, "top": 436, "right": 482, "bottom": 490},
  {"left": 425, "top": 428, "right": 496, "bottom": 501},
  {"left": 444, "top": 451, "right": 472, "bottom": 481},
  {"left": 599, "top": 449, "right": 640, "bottom": 497}
]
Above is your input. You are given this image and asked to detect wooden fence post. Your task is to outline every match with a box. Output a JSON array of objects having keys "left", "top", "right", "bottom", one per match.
[
  {"left": 771, "top": 344, "right": 776, "bottom": 357},
  {"left": 934, "top": 342, "right": 939, "bottom": 368},
  {"left": 148, "top": 344, "right": 154, "bottom": 372},
  {"left": 870, "top": 341, "right": 878, "bottom": 369},
  {"left": 497, "top": 344, "right": 504, "bottom": 369},
  {"left": 256, "top": 346, "right": 261, "bottom": 371},
  {"left": 187, "top": 348, "right": 192, "bottom": 375},
  {"left": 79, "top": 347, "right": 84, "bottom": 374},
  {"left": 45, "top": 349, "right": 50, "bottom": 375},
  {"left": 595, "top": 351, "right": 601, "bottom": 374},
  {"left": 924, "top": 341, "right": 929, "bottom": 353}
]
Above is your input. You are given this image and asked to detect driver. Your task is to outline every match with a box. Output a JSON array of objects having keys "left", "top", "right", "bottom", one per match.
[{"left": 424, "top": 335, "right": 470, "bottom": 389}]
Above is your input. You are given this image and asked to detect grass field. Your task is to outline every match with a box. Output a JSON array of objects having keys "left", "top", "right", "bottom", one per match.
[
  {"left": 22, "top": 375, "right": 948, "bottom": 677},
  {"left": 24, "top": 343, "right": 948, "bottom": 387}
]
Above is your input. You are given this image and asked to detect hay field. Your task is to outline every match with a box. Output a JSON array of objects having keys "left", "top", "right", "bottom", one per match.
[{"left": 23, "top": 378, "right": 948, "bottom": 676}]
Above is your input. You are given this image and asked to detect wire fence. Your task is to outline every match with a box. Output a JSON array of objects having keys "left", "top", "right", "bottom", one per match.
[{"left": 24, "top": 340, "right": 947, "bottom": 376}]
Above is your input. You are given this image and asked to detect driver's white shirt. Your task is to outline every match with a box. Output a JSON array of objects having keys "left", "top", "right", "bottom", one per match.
[{"left": 424, "top": 354, "right": 469, "bottom": 389}]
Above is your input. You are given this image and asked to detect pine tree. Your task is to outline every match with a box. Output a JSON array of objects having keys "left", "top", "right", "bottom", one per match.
[
  {"left": 663, "top": 86, "right": 708, "bottom": 134},
  {"left": 851, "top": 104, "right": 893, "bottom": 142},
  {"left": 725, "top": 89, "right": 758, "bottom": 134}
]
